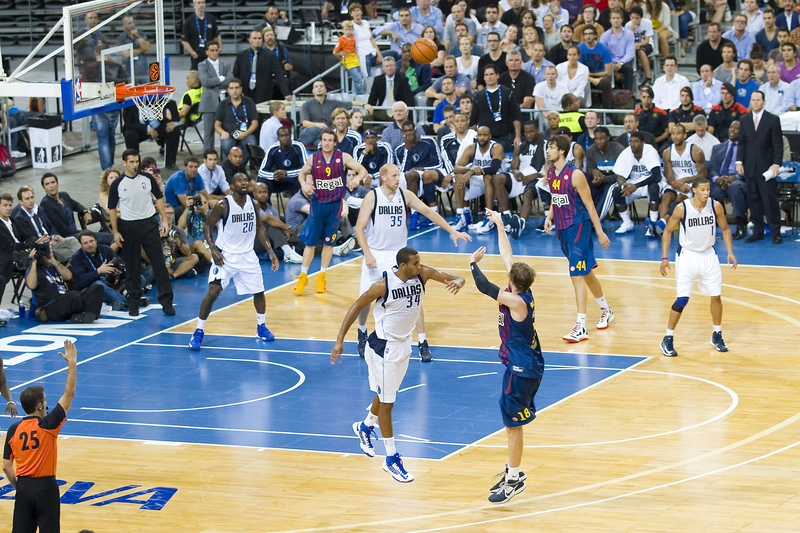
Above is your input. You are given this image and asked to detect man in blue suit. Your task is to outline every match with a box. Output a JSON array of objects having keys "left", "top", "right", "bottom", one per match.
[
  {"left": 708, "top": 120, "right": 748, "bottom": 240},
  {"left": 777, "top": 2, "right": 799, "bottom": 33}
]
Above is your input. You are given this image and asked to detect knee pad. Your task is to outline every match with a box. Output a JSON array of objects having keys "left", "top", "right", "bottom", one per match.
[
  {"left": 647, "top": 182, "right": 660, "bottom": 202},
  {"left": 422, "top": 182, "right": 436, "bottom": 203},
  {"left": 672, "top": 296, "right": 689, "bottom": 313}
]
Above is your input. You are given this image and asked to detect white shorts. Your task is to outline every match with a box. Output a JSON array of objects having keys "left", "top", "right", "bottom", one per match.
[
  {"left": 360, "top": 249, "right": 397, "bottom": 295},
  {"left": 208, "top": 250, "right": 265, "bottom": 295},
  {"left": 675, "top": 247, "right": 722, "bottom": 298},
  {"left": 464, "top": 174, "right": 486, "bottom": 201},
  {"left": 366, "top": 336, "right": 412, "bottom": 404},
  {"left": 622, "top": 179, "right": 669, "bottom": 204}
]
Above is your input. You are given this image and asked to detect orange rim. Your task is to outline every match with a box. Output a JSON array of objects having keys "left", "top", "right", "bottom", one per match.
[{"left": 115, "top": 83, "right": 175, "bottom": 101}]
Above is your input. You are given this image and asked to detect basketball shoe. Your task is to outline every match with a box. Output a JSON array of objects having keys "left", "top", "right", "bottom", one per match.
[
  {"left": 316, "top": 272, "right": 327, "bottom": 293},
  {"left": 710, "top": 331, "right": 728, "bottom": 352},
  {"left": 257, "top": 324, "right": 274, "bottom": 341},
  {"left": 660, "top": 335, "right": 678, "bottom": 357},
  {"left": 596, "top": 307, "right": 615, "bottom": 329},
  {"left": 189, "top": 329, "right": 204, "bottom": 350},
  {"left": 293, "top": 272, "right": 308, "bottom": 294},
  {"left": 490, "top": 464, "right": 528, "bottom": 493},
  {"left": 419, "top": 340, "right": 432, "bottom": 362},
  {"left": 475, "top": 215, "right": 496, "bottom": 234},
  {"left": 451, "top": 212, "right": 468, "bottom": 231},
  {"left": 383, "top": 453, "right": 414, "bottom": 482},
  {"left": 488, "top": 477, "right": 526, "bottom": 503},
  {"left": 615, "top": 219, "right": 635, "bottom": 234},
  {"left": 409, "top": 212, "right": 421, "bottom": 230},
  {"left": 352, "top": 421, "right": 376, "bottom": 457},
  {"left": 563, "top": 323, "right": 588, "bottom": 342},
  {"left": 358, "top": 329, "right": 368, "bottom": 358},
  {"left": 509, "top": 215, "right": 525, "bottom": 239}
]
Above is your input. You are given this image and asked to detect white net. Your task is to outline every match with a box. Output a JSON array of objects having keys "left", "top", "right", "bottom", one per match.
[{"left": 130, "top": 90, "right": 173, "bottom": 121}]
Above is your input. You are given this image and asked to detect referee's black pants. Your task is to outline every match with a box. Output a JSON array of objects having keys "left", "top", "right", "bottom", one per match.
[
  {"left": 119, "top": 216, "right": 173, "bottom": 308},
  {"left": 13, "top": 476, "right": 60, "bottom": 533}
]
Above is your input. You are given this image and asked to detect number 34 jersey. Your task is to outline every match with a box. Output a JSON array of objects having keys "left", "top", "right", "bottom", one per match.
[
  {"left": 215, "top": 195, "right": 257, "bottom": 254},
  {"left": 373, "top": 267, "right": 425, "bottom": 342}
]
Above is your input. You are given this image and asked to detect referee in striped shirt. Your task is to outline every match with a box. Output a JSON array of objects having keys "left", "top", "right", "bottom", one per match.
[{"left": 108, "top": 149, "right": 175, "bottom": 316}]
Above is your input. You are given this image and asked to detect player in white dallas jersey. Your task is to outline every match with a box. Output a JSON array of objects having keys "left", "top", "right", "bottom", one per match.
[
  {"left": 655, "top": 124, "right": 708, "bottom": 237},
  {"left": 189, "top": 173, "right": 280, "bottom": 350},
  {"left": 611, "top": 132, "right": 667, "bottom": 235},
  {"left": 331, "top": 247, "right": 465, "bottom": 483},
  {"left": 355, "top": 163, "right": 471, "bottom": 361},
  {"left": 659, "top": 176, "right": 737, "bottom": 357}
]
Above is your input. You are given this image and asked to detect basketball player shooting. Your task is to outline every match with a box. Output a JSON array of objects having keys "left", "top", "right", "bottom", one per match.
[
  {"left": 330, "top": 247, "right": 464, "bottom": 483},
  {"left": 659, "top": 176, "right": 737, "bottom": 357},
  {"left": 189, "top": 173, "right": 279, "bottom": 350}
]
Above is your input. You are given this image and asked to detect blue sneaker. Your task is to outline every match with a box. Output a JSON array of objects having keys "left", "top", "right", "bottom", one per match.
[
  {"left": 463, "top": 209, "right": 472, "bottom": 226},
  {"left": 409, "top": 211, "right": 420, "bottom": 230},
  {"left": 509, "top": 215, "right": 525, "bottom": 239},
  {"left": 451, "top": 213, "right": 467, "bottom": 231},
  {"left": 383, "top": 453, "right": 414, "bottom": 482},
  {"left": 358, "top": 328, "right": 367, "bottom": 358},
  {"left": 189, "top": 329, "right": 204, "bottom": 350},
  {"left": 475, "top": 215, "right": 496, "bottom": 234},
  {"left": 420, "top": 214, "right": 433, "bottom": 227},
  {"left": 352, "top": 421, "right": 377, "bottom": 457},
  {"left": 501, "top": 214, "right": 512, "bottom": 233},
  {"left": 645, "top": 220, "right": 657, "bottom": 238},
  {"left": 655, "top": 219, "right": 666, "bottom": 237},
  {"left": 710, "top": 331, "right": 728, "bottom": 352},
  {"left": 257, "top": 324, "right": 275, "bottom": 341},
  {"left": 660, "top": 335, "right": 678, "bottom": 357}
]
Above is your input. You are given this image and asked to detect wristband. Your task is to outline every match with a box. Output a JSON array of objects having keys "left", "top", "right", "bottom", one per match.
[
  {"left": 661, "top": 257, "right": 668, "bottom": 260},
  {"left": 7, "top": 400, "right": 15, "bottom": 404}
]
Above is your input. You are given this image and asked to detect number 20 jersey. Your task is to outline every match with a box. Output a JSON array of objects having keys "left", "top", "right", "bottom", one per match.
[{"left": 215, "top": 195, "right": 257, "bottom": 254}]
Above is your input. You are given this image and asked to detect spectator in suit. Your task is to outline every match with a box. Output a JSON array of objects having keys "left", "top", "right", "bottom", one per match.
[
  {"left": 736, "top": 91, "right": 784, "bottom": 243},
  {"left": 777, "top": 0, "right": 800, "bottom": 33},
  {"left": 232, "top": 29, "right": 289, "bottom": 105},
  {"left": 121, "top": 98, "right": 179, "bottom": 170},
  {"left": 39, "top": 173, "right": 113, "bottom": 245},
  {"left": 198, "top": 41, "right": 232, "bottom": 151},
  {"left": 262, "top": 26, "right": 294, "bottom": 99},
  {"left": 616, "top": 113, "right": 658, "bottom": 149},
  {"left": 368, "top": 56, "right": 415, "bottom": 121},
  {"left": 12, "top": 186, "right": 81, "bottom": 263},
  {"left": 708, "top": 120, "right": 747, "bottom": 240},
  {"left": 180, "top": 0, "right": 221, "bottom": 70},
  {"left": 214, "top": 78, "right": 259, "bottom": 166},
  {"left": 0, "top": 193, "right": 23, "bottom": 324}
]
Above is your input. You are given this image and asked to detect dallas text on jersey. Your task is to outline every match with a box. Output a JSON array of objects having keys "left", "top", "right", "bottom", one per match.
[
  {"left": 378, "top": 205, "right": 404, "bottom": 215},
  {"left": 230, "top": 211, "right": 255, "bottom": 223},
  {"left": 687, "top": 215, "right": 715, "bottom": 227},
  {"left": 391, "top": 284, "right": 423, "bottom": 300}
]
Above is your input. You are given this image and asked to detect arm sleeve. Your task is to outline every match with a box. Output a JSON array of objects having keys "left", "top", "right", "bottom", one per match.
[
  {"left": 484, "top": 158, "right": 503, "bottom": 175},
  {"left": 635, "top": 165, "right": 662, "bottom": 187},
  {"left": 471, "top": 262, "right": 500, "bottom": 300}
]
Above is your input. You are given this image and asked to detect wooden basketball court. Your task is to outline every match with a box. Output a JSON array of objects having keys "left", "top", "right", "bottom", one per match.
[{"left": 3, "top": 252, "right": 798, "bottom": 532}]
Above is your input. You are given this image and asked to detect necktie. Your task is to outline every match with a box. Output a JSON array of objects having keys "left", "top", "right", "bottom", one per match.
[
  {"left": 387, "top": 79, "right": 395, "bottom": 106},
  {"left": 249, "top": 51, "right": 257, "bottom": 90},
  {"left": 32, "top": 214, "right": 45, "bottom": 237},
  {"left": 722, "top": 141, "right": 736, "bottom": 174},
  {"left": 754, "top": 114, "right": 759, "bottom": 130}
]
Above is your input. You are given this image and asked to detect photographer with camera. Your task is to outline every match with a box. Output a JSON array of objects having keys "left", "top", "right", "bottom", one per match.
[
  {"left": 70, "top": 230, "right": 152, "bottom": 311},
  {"left": 159, "top": 204, "right": 199, "bottom": 280},
  {"left": 25, "top": 241, "right": 103, "bottom": 323},
  {"left": 178, "top": 194, "right": 214, "bottom": 265},
  {"left": 164, "top": 156, "right": 211, "bottom": 220}
]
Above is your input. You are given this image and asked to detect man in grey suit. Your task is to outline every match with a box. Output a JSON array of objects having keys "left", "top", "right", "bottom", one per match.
[
  {"left": 198, "top": 41, "right": 231, "bottom": 150},
  {"left": 735, "top": 91, "right": 784, "bottom": 244}
]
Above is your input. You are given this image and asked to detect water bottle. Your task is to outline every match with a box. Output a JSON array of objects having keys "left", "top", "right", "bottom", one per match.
[{"left": 18, "top": 303, "right": 25, "bottom": 320}]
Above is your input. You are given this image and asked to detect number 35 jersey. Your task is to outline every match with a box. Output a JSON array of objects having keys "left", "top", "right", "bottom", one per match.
[
  {"left": 365, "top": 187, "right": 408, "bottom": 252},
  {"left": 373, "top": 267, "right": 425, "bottom": 342},
  {"left": 215, "top": 195, "right": 257, "bottom": 254}
]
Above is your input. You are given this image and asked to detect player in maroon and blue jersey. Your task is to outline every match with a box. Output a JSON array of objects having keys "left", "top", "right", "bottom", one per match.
[
  {"left": 470, "top": 209, "right": 544, "bottom": 504},
  {"left": 543, "top": 135, "right": 615, "bottom": 343},
  {"left": 295, "top": 129, "right": 367, "bottom": 294}
]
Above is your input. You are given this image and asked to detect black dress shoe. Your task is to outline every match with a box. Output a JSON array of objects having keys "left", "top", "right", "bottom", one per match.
[
  {"left": 128, "top": 302, "right": 139, "bottom": 316},
  {"left": 745, "top": 234, "right": 764, "bottom": 243},
  {"left": 163, "top": 304, "right": 175, "bottom": 316},
  {"left": 0, "top": 320, "right": 6, "bottom": 327},
  {"left": 733, "top": 226, "right": 746, "bottom": 240},
  {"left": 773, "top": 234, "right": 783, "bottom": 244}
]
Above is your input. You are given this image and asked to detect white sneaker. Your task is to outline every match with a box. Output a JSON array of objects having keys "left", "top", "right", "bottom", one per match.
[
  {"left": 451, "top": 213, "right": 467, "bottom": 231},
  {"left": 615, "top": 220, "right": 635, "bottom": 234},
  {"left": 283, "top": 248, "right": 303, "bottom": 264},
  {"left": 596, "top": 307, "right": 615, "bottom": 329},
  {"left": 563, "top": 323, "right": 588, "bottom": 343},
  {"left": 475, "top": 215, "right": 496, "bottom": 235},
  {"left": 10, "top": 151, "right": 25, "bottom": 158},
  {"left": 333, "top": 236, "right": 356, "bottom": 256}
]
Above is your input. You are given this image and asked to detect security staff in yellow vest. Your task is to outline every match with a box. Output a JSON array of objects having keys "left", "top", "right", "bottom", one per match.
[
  {"left": 557, "top": 93, "right": 585, "bottom": 135},
  {"left": 178, "top": 71, "right": 203, "bottom": 125}
]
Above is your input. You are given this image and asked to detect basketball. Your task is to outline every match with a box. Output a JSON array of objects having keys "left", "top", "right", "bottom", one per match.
[{"left": 411, "top": 38, "right": 438, "bottom": 65}]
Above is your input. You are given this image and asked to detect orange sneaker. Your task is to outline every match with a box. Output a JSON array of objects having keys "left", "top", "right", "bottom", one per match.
[
  {"left": 294, "top": 272, "right": 308, "bottom": 295},
  {"left": 316, "top": 272, "right": 327, "bottom": 293}
]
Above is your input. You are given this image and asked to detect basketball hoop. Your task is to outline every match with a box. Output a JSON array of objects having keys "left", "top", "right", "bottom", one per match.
[{"left": 116, "top": 83, "right": 175, "bottom": 121}]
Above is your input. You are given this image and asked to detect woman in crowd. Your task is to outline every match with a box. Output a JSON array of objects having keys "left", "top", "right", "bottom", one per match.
[
  {"left": 520, "top": 26, "right": 541, "bottom": 61},
  {"left": 456, "top": 36, "right": 479, "bottom": 87},
  {"left": 556, "top": 46, "right": 589, "bottom": 101},
  {"left": 542, "top": 13, "right": 561, "bottom": 51},
  {"left": 643, "top": 0, "right": 676, "bottom": 59},
  {"left": 350, "top": 2, "right": 382, "bottom": 77},
  {"left": 502, "top": 24, "right": 521, "bottom": 52},
  {"left": 422, "top": 25, "right": 447, "bottom": 72},
  {"left": 349, "top": 109, "right": 366, "bottom": 139}
]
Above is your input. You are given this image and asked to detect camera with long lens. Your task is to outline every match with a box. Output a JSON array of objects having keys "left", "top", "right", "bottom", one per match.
[
  {"left": 188, "top": 195, "right": 203, "bottom": 211},
  {"left": 168, "top": 229, "right": 179, "bottom": 239},
  {"left": 34, "top": 241, "right": 51, "bottom": 260},
  {"left": 104, "top": 255, "right": 125, "bottom": 287}
]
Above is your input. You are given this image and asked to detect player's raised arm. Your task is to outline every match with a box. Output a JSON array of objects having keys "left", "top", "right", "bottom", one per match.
[
  {"left": 468, "top": 244, "right": 528, "bottom": 318},
  {"left": 660, "top": 202, "right": 685, "bottom": 276},
  {"left": 354, "top": 190, "right": 377, "bottom": 268},
  {"left": 486, "top": 209, "right": 514, "bottom": 272},
  {"left": 403, "top": 190, "right": 471, "bottom": 246},
  {"left": 331, "top": 280, "right": 386, "bottom": 363},
  {"left": 714, "top": 200, "right": 737, "bottom": 270},
  {"left": 572, "top": 169, "right": 610, "bottom": 249},
  {"left": 419, "top": 264, "right": 465, "bottom": 295}
]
